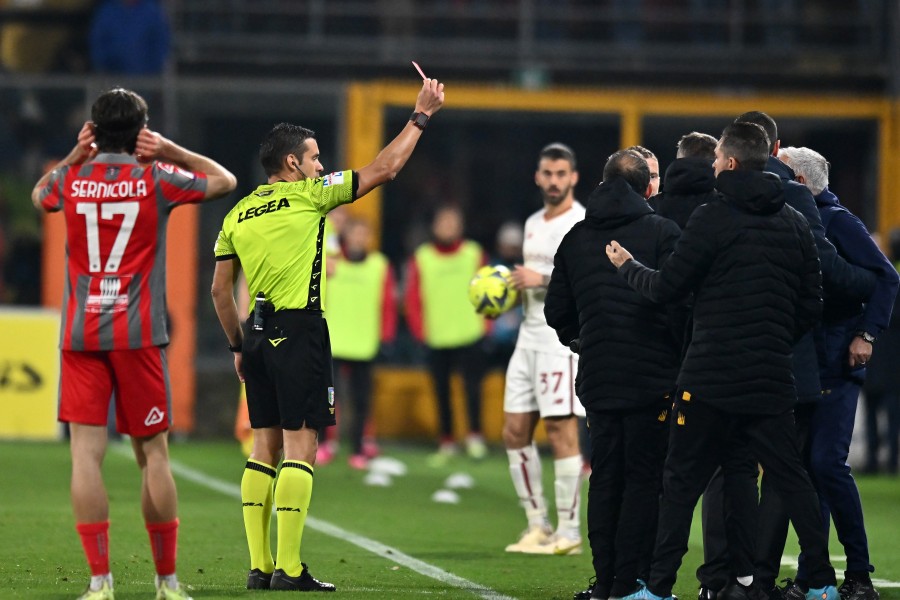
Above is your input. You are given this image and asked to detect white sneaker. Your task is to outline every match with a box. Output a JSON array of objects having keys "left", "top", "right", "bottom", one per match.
[
  {"left": 76, "top": 579, "right": 114, "bottom": 600},
  {"left": 519, "top": 533, "right": 583, "bottom": 555},
  {"left": 504, "top": 524, "right": 553, "bottom": 552}
]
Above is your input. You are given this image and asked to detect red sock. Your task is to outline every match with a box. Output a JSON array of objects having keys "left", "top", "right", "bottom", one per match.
[
  {"left": 146, "top": 519, "right": 179, "bottom": 576},
  {"left": 76, "top": 521, "right": 110, "bottom": 576}
]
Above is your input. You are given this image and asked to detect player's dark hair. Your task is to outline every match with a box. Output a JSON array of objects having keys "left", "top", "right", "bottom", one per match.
[
  {"left": 626, "top": 145, "right": 656, "bottom": 160},
  {"left": 718, "top": 122, "right": 770, "bottom": 172},
  {"left": 538, "top": 142, "right": 577, "bottom": 170},
  {"left": 91, "top": 88, "right": 148, "bottom": 154},
  {"left": 735, "top": 111, "right": 778, "bottom": 154},
  {"left": 259, "top": 122, "right": 316, "bottom": 177},
  {"left": 676, "top": 132, "right": 717, "bottom": 161},
  {"left": 603, "top": 149, "right": 650, "bottom": 194}
]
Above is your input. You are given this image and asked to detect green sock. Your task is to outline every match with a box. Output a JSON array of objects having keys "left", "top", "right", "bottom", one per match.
[
  {"left": 241, "top": 459, "right": 276, "bottom": 573},
  {"left": 274, "top": 460, "right": 314, "bottom": 577}
]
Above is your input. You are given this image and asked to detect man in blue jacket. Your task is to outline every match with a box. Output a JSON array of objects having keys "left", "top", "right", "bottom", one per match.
[{"left": 776, "top": 146, "right": 898, "bottom": 600}]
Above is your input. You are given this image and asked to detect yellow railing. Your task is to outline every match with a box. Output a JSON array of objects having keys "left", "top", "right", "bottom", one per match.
[{"left": 345, "top": 81, "right": 899, "bottom": 239}]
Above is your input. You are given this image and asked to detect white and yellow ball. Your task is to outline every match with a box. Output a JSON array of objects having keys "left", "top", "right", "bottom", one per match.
[{"left": 468, "top": 265, "right": 518, "bottom": 317}]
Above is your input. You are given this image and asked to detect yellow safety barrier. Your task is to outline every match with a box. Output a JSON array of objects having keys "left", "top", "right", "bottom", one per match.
[{"left": 0, "top": 308, "right": 60, "bottom": 440}]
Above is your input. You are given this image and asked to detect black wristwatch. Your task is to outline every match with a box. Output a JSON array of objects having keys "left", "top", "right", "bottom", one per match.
[
  {"left": 228, "top": 342, "right": 243, "bottom": 352},
  {"left": 409, "top": 111, "right": 430, "bottom": 130},
  {"left": 856, "top": 331, "right": 876, "bottom": 344}
]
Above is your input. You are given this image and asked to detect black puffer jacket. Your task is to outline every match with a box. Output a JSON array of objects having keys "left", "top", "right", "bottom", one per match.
[
  {"left": 545, "top": 177, "right": 682, "bottom": 411},
  {"left": 620, "top": 170, "right": 823, "bottom": 414},
  {"left": 649, "top": 157, "right": 718, "bottom": 229}
]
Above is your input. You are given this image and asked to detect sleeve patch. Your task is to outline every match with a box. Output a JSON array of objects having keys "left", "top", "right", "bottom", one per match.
[
  {"left": 322, "top": 171, "right": 344, "bottom": 187},
  {"left": 175, "top": 166, "right": 196, "bottom": 180}
]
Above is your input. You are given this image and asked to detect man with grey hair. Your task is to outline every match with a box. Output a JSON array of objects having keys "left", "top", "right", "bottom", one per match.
[{"left": 774, "top": 146, "right": 898, "bottom": 600}]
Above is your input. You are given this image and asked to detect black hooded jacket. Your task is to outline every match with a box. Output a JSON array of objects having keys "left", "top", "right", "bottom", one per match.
[
  {"left": 619, "top": 170, "right": 823, "bottom": 414},
  {"left": 545, "top": 177, "right": 682, "bottom": 412},
  {"left": 649, "top": 157, "right": 718, "bottom": 230}
]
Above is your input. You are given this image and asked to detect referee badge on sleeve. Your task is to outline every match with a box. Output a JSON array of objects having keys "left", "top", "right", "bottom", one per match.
[{"left": 328, "top": 387, "right": 335, "bottom": 414}]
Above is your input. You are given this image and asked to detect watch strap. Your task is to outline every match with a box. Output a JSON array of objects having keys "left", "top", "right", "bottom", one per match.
[
  {"left": 856, "top": 331, "right": 876, "bottom": 344},
  {"left": 410, "top": 111, "right": 429, "bottom": 130}
]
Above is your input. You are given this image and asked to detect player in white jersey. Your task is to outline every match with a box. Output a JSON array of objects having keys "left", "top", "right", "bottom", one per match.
[{"left": 503, "top": 143, "right": 586, "bottom": 555}]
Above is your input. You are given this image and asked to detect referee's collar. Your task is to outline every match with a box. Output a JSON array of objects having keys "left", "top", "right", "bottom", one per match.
[{"left": 91, "top": 152, "right": 140, "bottom": 165}]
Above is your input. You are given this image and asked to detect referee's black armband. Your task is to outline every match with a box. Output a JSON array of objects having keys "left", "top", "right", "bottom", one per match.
[
  {"left": 351, "top": 171, "right": 360, "bottom": 199},
  {"left": 228, "top": 342, "right": 242, "bottom": 352}
]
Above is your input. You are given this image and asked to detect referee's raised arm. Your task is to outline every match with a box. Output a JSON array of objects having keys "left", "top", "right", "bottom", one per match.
[{"left": 354, "top": 78, "right": 445, "bottom": 199}]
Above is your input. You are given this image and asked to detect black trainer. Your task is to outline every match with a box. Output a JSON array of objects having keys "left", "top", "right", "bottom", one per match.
[
  {"left": 780, "top": 579, "right": 807, "bottom": 600},
  {"left": 270, "top": 564, "right": 336, "bottom": 592},
  {"left": 766, "top": 586, "right": 785, "bottom": 600},
  {"left": 719, "top": 581, "right": 770, "bottom": 600},
  {"left": 574, "top": 576, "right": 597, "bottom": 600},
  {"left": 838, "top": 580, "right": 879, "bottom": 600},
  {"left": 699, "top": 586, "right": 719, "bottom": 600},
  {"left": 247, "top": 569, "right": 273, "bottom": 590}
]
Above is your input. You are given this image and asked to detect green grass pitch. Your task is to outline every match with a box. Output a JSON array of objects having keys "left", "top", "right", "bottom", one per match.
[{"left": 1, "top": 440, "right": 898, "bottom": 599}]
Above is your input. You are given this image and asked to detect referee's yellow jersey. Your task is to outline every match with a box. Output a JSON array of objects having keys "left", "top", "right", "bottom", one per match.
[{"left": 214, "top": 170, "right": 357, "bottom": 312}]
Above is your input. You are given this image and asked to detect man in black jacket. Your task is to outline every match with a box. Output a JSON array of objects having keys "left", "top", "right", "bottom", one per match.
[
  {"left": 545, "top": 149, "right": 682, "bottom": 600},
  {"left": 729, "top": 112, "right": 877, "bottom": 600},
  {"left": 650, "top": 131, "right": 750, "bottom": 600},
  {"left": 649, "top": 131, "right": 718, "bottom": 230},
  {"left": 607, "top": 122, "right": 837, "bottom": 600}
]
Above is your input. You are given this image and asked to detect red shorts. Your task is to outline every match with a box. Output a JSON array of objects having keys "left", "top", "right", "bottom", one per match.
[{"left": 59, "top": 347, "right": 171, "bottom": 437}]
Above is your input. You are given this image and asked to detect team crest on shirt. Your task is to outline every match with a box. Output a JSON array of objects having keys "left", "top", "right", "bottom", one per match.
[{"left": 321, "top": 172, "right": 344, "bottom": 187}]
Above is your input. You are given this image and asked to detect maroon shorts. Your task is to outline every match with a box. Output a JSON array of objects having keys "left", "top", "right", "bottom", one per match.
[{"left": 59, "top": 347, "right": 171, "bottom": 437}]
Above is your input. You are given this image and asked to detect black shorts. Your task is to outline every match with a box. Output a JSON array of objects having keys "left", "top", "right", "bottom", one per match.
[{"left": 242, "top": 309, "right": 335, "bottom": 431}]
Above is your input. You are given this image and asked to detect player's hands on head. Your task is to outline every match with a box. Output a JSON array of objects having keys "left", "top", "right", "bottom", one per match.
[
  {"left": 134, "top": 127, "right": 170, "bottom": 163},
  {"left": 606, "top": 240, "right": 633, "bottom": 268},
  {"left": 511, "top": 265, "right": 542, "bottom": 290},
  {"left": 69, "top": 121, "right": 98, "bottom": 165},
  {"left": 415, "top": 78, "right": 445, "bottom": 116}
]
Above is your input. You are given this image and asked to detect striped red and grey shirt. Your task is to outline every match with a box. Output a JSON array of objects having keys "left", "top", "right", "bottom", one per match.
[{"left": 37, "top": 153, "right": 207, "bottom": 351}]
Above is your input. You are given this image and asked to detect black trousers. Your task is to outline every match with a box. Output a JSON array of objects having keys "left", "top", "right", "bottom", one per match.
[
  {"left": 334, "top": 359, "right": 374, "bottom": 455},
  {"left": 754, "top": 403, "right": 814, "bottom": 590},
  {"left": 427, "top": 342, "right": 485, "bottom": 437},
  {"left": 648, "top": 398, "right": 835, "bottom": 598},
  {"left": 695, "top": 454, "right": 761, "bottom": 592},
  {"left": 586, "top": 405, "right": 669, "bottom": 599}
]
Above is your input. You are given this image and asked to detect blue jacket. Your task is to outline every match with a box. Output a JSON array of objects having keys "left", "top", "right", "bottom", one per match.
[
  {"left": 766, "top": 156, "right": 876, "bottom": 400},
  {"left": 813, "top": 187, "right": 899, "bottom": 384}
]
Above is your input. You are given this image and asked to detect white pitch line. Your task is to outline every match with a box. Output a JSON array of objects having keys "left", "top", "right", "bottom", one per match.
[
  {"left": 163, "top": 455, "right": 517, "bottom": 600},
  {"left": 781, "top": 556, "right": 900, "bottom": 588}
]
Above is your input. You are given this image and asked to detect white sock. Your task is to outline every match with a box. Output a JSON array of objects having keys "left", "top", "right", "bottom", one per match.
[
  {"left": 156, "top": 574, "right": 179, "bottom": 589},
  {"left": 89, "top": 573, "right": 113, "bottom": 591},
  {"left": 506, "top": 444, "right": 549, "bottom": 528},
  {"left": 554, "top": 454, "right": 584, "bottom": 539},
  {"left": 737, "top": 576, "right": 753, "bottom": 587}
]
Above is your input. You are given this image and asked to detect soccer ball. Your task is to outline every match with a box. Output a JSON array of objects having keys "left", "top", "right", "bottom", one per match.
[{"left": 468, "top": 265, "right": 518, "bottom": 317}]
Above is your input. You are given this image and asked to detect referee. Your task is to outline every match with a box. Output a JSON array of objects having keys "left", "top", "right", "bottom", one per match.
[{"left": 211, "top": 78, "right": 444, "bottom": 591}]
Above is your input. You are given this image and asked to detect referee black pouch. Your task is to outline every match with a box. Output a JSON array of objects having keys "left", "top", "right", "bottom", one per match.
[{"left": 252, "top": 292, "right": 273, "bottom": 331}]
